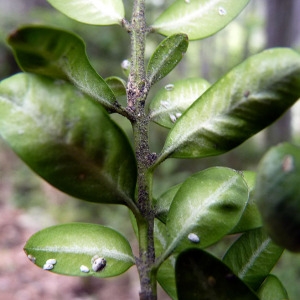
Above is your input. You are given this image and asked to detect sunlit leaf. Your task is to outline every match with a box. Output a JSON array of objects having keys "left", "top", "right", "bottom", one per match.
[
  {"left": 158, "top": 48, "right": 300, "bottom": 162},
  {"left": 47, "top": 0, "right": 125, "bottom": 25},
  {"left": 176, "top": 248, "right": 259, "bottom": 300},
  {"left": 230, "top": 171, "right": 262, "bottom": 233},
  {"left": 24, "top": 223, "right": 135, "bottom": 278},
  {"left": 0, "top": 73, "right": 136, "bottom": 205},
  {"left": 8, "top": 26, "right": 116, "bottom": 110},
  {"left": 166, "top": 167, "right": 249, "bottom": 253},
  {"left": 147, "top": 34, "right": 188, "bottom": 86},
  {"left": 149, "top": 78, "right": 210, "bottom": 128},
  {"left": 257, "top": 275, "right": 289, "bottom": 300},
  {"left": 152, "top": 0, "right": 250, "bottom": 41},
  {"left": 223, "top": 228, "right": 283, "bottom": 290}
]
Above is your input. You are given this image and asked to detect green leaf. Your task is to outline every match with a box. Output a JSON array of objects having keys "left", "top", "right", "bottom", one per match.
[
  {"left": 0, "top": 73, "right": 136, "bottom": 205},
  {"left": 223, "top": 228, "right": 283, "bottom": 290},
  {"left": 158, "top": 256, "right": 178, "bottom": 300},
  {"left": 147, "top": 34, "right": 188, "bottom": 86},
  {"left": 166, "top": 167, "right": 249, "bottom": 253},
  {"left": 257, "top": 275, "right": 289, "bottom": 300},
  {"left": 158, "top": 48, "right": 300, "bottom": 161},
  {"left": 154, "top": 220, "right": 178, "bottom": 299},
  {"left": 230, "top": 171, "right": 262, "bottom": 233},
  {"left": 105, "top": 76, "right": 127, "bottom": 97},
  {"left": 24, "top": 223, "right": 135, "bottom": 278},
  {"left": 7, "top": 26, "right": 116, "bottom": 110},
  {"left": 149, "top": 78, "right": 210, "bottom": 129},
  {"left": 152, "top": 0, "right": 250, "bottom": 41},
  {"left": 47, "top": 0, "right": 125, "bottom": 25},
  {"left": 255, "top": 143, "right": 300, "bottom": 252},
  {"left": 154, "top": 183, "right": 181, "bottom": 223},
  {"left": 176, "top": 248, "right": 259, "bottom": 300}
]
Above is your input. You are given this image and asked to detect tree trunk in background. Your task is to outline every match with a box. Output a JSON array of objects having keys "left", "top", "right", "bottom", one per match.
[{"left": 265, "top": 0, "right": 297, "bottom": 146}]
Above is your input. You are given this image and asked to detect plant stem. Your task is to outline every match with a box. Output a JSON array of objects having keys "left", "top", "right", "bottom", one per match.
[{"left": 127, "top": 0, "right": 157, "bottom": 299}]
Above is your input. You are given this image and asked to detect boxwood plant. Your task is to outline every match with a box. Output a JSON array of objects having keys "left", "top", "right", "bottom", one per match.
[{"left": 1, "top": 1, "right": 300, "bottom": 299}]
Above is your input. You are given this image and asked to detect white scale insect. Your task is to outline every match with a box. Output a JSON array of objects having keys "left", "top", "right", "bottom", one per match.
[
  {"left": 91, "top": 255, "right": 107, "bottom": 272},
  {"left": 43, "top": 258, "right": 57, "bottom": 270}
]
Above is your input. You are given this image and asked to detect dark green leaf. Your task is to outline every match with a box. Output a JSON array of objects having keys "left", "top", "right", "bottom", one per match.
[
  {"left": 176, "top": 248, "right": 259, "bottom": 300},
  {"left": 158, "top": 48, "right": 300, "bottom": 162},
  {"left": 230, "top": 171, "right": 262, "bottom": 233},
  {"left": 47, "top": 0, "right": 125, "bottom": 25},
  {"left": 24, "top": 223, "right": 135, "bottom": 277},
  {"left": 147, "top": 34, "right": 188, "bottom": 86},
  {"left": 152, "top": 0, "right": 250, "bottom": 41},
  {"left": 255, "top": 142, "right": 300, "bottom": 252},
  {"left": 0, "top": 73, "right": 136, "bottom": 205},
  {"left": 257, "top": 275, "right": 289, "bottom": 300},
  {"left": 166, "top": 167, "right": 249, "bottom": 253},
  {"left": 149, "top": 78, "right": 210, "bottom": 128},
  {"left": 223, "top": 228, "right": 283, "bottom": 290},
  {"left": 7, "top": 26, "right": 116, "bottom": 110}
]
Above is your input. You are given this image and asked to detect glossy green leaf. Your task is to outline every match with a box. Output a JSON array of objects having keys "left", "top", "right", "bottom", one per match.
[
  {"left": 166, "top": 167, "right": 249, "bottom": 253},
  {"left": 223, "top": 228, "right": 283, "bottom": 290},
  {"left": 149, "top": 78, "right": 210, "bottom": 129},
  {"left": 24, "top": 223, "right": 135, "bottom": 278},
  {"left": 154, "top": 183, "right": 181, "bottom": 223},
  {"left": 152, "top": 0, "right": 250, "bottom": 41},
  {"left": 257, "top": 275, "right": 289, "bottom": 300},
  {"left": 7, "top": 26, "right": 116, "bottom": 110},
  {"left": 176, "top": 248, "right": 259, "bottom": 300},
  {"left": 105, "top": 76, "right": 126, "bottom": 97},
  {"left": 230, "top": 171, "right": 262, "bottom": 233},
  {"left": 158, "top": 48, "right": 300, "bottom": 161},
  {"left": 47, "top": 0, "right": 125, "bottom": 25},
  {"left": 147, "top": 34, "right": 188, "bottom": 86},
  {"left": 0, "top": 73, "right": 136, "bottom": 205},
  {"left": 255, "top": 143, "right": 300, "bottom": 252}
]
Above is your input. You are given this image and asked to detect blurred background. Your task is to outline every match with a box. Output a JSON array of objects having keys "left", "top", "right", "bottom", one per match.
[{"left": 1, "top": 0, "right": 300, "bottom": 299}]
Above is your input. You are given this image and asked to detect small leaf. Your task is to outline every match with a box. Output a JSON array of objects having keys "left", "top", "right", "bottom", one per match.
[
  {"left": 152, "top": 0, "right": 250, "bottom": 41},
  {"left": 230, "top": 171, "right": 262, "bottom": 233},
  {"left": 223, "top": 228, "right": 283, "bottom": 290},
  {"left": 166, "top": 167, "right": 249, "bottom": 253},
  {"left": 154, "top": 183, "right": 181, "bottom": 223},
  {"left": 154, "top": 220, "right": 178, "bottom": 299},
  {"left": 176, "top": 248, "right": 259, "bottom": 300},
  {"left": 0, "top": 73, "right": 136, "bottom": 205},
  {"left": 257, "top": 275, "right": 289, "bottom": 300},
  {"left": 105, "top": 76, "right": 127, "bottom": 97},
  {"left": 149, "top": 78, "right": 210, "bottom": 129},
  {"left": 24, "top": 223, "right": 135, "bottom": 277},
  {"left": 147, "top": 34, "right": 188, "bottom": 86},
  {"left": 158, "top": 256, "right": 178, "bottom": 300},
  {"left": 7, "top": 26, "right": 116, "bottom": 110},
  {"left": 158, "top": 48, "right": 300, "bottom": 161},
  {"left": 47, "top": 0, "right": 125, "bottom": 25}
]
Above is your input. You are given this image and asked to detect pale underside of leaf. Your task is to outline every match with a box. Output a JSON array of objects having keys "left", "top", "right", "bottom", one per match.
[{"left": 47, "top": 0, "right": 125, "bottom": 25}]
